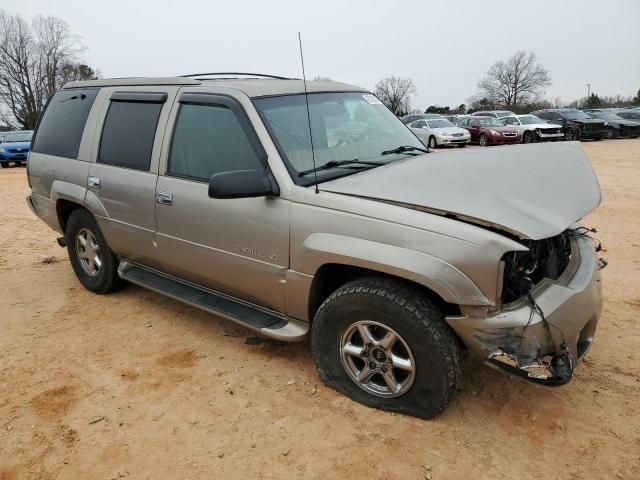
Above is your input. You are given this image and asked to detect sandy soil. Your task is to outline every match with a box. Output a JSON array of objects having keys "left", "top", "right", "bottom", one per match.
[{"left": 1, "top": 140, "right": 639, "bottom": 480}]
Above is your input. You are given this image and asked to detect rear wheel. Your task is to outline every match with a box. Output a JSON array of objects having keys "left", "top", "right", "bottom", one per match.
[
  {"left": 428, "top": 136, "right": 437, "bottom": 149},
  {"left": 311, "top": 278, "right": 460, "bottom": 419},
  {"left": 606, "top": 127, "right": 616, "bottom": 139},
  {"left": 66, "top": 209, "right": 122, "bottom": 294},
  {"left": 479, "top": 134, "right": 489, "bottom": 146}
]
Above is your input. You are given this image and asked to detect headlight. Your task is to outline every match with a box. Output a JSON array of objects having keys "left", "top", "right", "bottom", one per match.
[
  {"left": 0, "top": 148, "right": 5, "bottom": 153},
  {"left": 490, "top": 129, "right": 501, "bottom": 135},
  {"left": 603, "top": 121, "right": 608, "bottom": 126}
]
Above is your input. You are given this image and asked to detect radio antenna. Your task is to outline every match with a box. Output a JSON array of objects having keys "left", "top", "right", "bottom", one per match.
[{"left": 297, "top": 32, "right": 319, "bottom": 194}]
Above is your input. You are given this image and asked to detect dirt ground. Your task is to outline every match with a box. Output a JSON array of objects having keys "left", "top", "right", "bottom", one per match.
[{"left": 1, "top": 140, "right": 639, "bottom": 480}]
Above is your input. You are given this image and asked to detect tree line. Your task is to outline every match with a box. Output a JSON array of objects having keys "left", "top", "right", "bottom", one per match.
[
  {"left": 0, "top": 10, "right": 98, "bottom": 131},
  {"left": 373, "top": 50, "right": 639, "bottom": 116}
]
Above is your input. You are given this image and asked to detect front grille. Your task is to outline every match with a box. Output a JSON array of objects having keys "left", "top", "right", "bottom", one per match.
[
  {"left": 9, "top": 148, "right": 27, "bottom": 153},
  {"left": 503, "top": 132, "right": 516, "bottom": 137},
  {"left": 541, "top": 128, "right": 560, "bottom": 134},
  {"left": 452, "top": 133, "right": 464, "bottom": 137}
]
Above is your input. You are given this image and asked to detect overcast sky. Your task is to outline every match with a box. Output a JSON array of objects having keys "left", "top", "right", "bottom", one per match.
[{"left": 6, "top": 0, "right": 640, "bottom": 109}]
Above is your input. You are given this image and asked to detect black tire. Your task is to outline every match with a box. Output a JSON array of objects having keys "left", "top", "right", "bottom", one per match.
[
  {"left": 523, "top": 131, "right": 533, "bottom": 144},
  {"left": 0, "top": 162, "right": 8, "bottom": 168},
  {"left": 66, "top": 209, "right": 122, "bottom": 294},
  {"left": 479, "top": 134, "right": 489, "bottom": 146},
  {"left": 428, "top": 136, "right": 437, "bottom": 149},
  {"left": 310, "top": 278, "right": 460, "bottom": 419},
  {"left": 565, "top": 128, "right": 576, "bottom": 141},
  {"left": 606, "top": 127, "right": 616, "bottom": 139}
]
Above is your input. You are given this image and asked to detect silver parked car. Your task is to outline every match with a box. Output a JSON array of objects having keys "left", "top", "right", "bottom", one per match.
[
  {"left": 500, "top": 115, "right": 564, "bottom": 143},
  {"left": 408, "top": 117, "right": 471, "bottom": 148},
  {"left": 26, "top": 74, "right": 605, "bottom": 418}
]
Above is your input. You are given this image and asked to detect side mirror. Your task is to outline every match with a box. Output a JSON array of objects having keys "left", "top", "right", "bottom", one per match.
[{"left": 208, "top": 169, "right": 279, "bottom": 199}]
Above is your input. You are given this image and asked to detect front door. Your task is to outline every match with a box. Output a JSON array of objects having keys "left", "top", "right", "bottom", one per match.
[{"left": 154, "top": 91, "right": 289, "bottom": 312}]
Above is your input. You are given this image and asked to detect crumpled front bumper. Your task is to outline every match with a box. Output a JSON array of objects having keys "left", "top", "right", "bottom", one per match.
[{"left": 446, "top": 234, "right": 604, "bottom": 385}]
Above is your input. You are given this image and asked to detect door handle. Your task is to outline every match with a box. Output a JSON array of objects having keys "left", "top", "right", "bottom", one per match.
[
  {"left": 88, "top": 176, "right": 101, "bottom": 188},
  {"left": 156, "top": 192, "right": 174, "bottom": 206}
]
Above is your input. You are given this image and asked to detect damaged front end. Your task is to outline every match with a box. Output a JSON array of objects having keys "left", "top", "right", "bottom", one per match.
[{"left": 447, "top": 227, "right": 605, "bottom": 386}]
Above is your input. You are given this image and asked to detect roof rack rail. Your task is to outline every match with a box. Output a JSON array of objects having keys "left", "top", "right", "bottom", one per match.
[{"left": 180, "top": 72, "right": 292, "bottom": 80}]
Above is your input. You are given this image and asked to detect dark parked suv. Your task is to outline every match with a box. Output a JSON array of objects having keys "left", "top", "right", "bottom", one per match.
[{"left": 532, "top": 109, "right": 607, "bottom": 141}]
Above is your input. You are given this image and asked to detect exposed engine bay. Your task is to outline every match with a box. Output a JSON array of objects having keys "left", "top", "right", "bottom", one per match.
[{"left": 501, "top": 230, "right": 574, "bottom": 304}]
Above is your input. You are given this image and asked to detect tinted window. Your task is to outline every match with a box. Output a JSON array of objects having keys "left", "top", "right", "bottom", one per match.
[
  {"left": 32, "top": 89, "right": 98, "bottom": 158},
  {"left": 168, "top": 103, "right": 265, "bottom": 181},
  {"left": 98, "top": 100, "right": 163, "bottom": 171}
]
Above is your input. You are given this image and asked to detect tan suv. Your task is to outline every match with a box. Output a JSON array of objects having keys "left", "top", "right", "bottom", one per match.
[{"left": 26, "top": 73, "right": 605, "bottom": 418}]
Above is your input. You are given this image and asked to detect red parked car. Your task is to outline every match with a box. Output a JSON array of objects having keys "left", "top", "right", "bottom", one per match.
[{"left": 459, "top": 116, "right": 521, "bottom": 146}]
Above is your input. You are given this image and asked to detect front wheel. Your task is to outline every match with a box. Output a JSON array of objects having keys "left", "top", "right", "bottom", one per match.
[
  {"left": 0, "top": 162, "right": 8, "bottom": 169},
  {"left": 66, "top": 209, "right": 122, "bottom": 294},
  {"left": 565, "top": 128, "right": 576, "bottom": 141},
  {"left": 479, "top": 134, "right": 489, "bottom": 146},
  {"left": 606, "top": 127, "right": 616, "bottom": 139},
  {"left": 311, "top": 278, "right": 460, "bottom": 419},
  {"left": 428, "top": 136, "right": 437, "bottom": 149},
  {"left": 523, "top": 131, "right": 533, "bottom": 144}
]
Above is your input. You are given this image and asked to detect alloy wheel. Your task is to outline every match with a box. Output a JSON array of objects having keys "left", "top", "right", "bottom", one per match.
[
  {"left": 340, "top": 320, "right": 416, "bottom": 398},
  {"left": 75, "top": 227, "right": 102, "bottom": 276}
]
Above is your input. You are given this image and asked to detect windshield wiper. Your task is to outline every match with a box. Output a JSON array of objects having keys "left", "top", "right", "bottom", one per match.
[
  {"left": 298, "top": 159, "right": 385, "bottom": 177},
  {"left": 381, "top": 145, "right": 429, "bottom": 156}
]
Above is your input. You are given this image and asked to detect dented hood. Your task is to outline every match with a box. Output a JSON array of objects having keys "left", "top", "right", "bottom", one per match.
[{"left": 320, "top": 142, "right": 601, "bottom": 240}]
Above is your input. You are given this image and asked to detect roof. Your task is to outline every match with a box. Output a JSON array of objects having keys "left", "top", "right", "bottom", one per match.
[{"left": 62, "top": 76, "right": 366, "bottom": 98}]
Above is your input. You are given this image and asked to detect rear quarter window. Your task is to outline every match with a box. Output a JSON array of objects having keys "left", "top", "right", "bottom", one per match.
[{"left": 32, "top": 89, "right": 99, "bottom": 158}]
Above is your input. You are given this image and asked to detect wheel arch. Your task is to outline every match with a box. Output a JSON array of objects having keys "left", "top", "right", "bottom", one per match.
[
  {"left": 297, "top": 234, "right": 491, "bottom": 322},
  {"left": 307, "top": 263, "right": 462, "bottom": 323}
]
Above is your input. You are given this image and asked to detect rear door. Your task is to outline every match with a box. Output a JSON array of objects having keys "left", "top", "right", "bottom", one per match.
[
  {"left": 153, "top": 88, "right": 289, "bottom": 312},
  {"left": 87, "top": 87, "right": 178, "bottom": 268}
]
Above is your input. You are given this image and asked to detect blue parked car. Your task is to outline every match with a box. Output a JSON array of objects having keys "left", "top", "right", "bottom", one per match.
[{"left": 0, "top": 130, "right": 33, "bottom": 168}]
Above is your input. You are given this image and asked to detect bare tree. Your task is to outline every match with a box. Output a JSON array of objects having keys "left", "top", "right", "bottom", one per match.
[
  {"left": 477, "top": 51, "right": 551, "bottom": 110},
  {"left": 373, "top": 76, "right": 416, "bottom": 116},
  {"left": 0, "top": 10, "right": 97, "bottom": 129}
]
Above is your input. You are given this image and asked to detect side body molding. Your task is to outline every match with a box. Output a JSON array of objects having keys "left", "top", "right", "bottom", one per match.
[{"left": 295, "top": 233, "right": 492, "bottom": 307}]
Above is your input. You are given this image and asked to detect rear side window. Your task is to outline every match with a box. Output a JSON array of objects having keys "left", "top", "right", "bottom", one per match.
[
  {"left": 98, "top": 94, "right": 164, "bottom": 171},
  {"left": 32, "top": 89, "right": 98, "bottom": 158},
  {"left": 167, "top": 100, "right": 266, "bottom": 182}
]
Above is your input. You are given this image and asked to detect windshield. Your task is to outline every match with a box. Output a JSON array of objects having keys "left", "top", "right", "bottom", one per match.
[
  {"left": 563, "top": 110, "right": 592, "bottom": 120},
  {"left": 519, "top": 115, "right": 544, "bottom": 125},
  {"left": 478, "top": 118, "right": 504, "bottom": 127},
  {"left": 254, "top": 92, "right": 424, "bottom": 185},
  {"left": 427, "top": 119, "right": 454, "bottom": 128},
  {"left": 619, "top": 111, "right": 640, "bottom": 119},
  {"left": 4, "top": 132, "right": 32, "bottom": 143}
]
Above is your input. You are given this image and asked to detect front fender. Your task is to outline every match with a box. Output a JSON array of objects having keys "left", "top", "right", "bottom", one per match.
[{"left": 298, "top": 233, "right": 492, "bottom": 306}]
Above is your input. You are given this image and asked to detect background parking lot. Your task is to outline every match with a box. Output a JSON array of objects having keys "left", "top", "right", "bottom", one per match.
[{"left": 1, "top": 140, "right": 639, "bottom": 480}]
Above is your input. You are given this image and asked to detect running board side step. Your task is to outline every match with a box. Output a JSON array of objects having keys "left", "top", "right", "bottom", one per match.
[{"left": 118, "top": 261, "right": 308, "bottom": 342}]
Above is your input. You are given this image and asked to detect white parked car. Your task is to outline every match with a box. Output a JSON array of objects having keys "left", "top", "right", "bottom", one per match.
[
  {"left": 409, "top": 118, "right": 471, "bottom": 148},
  {"left": 500, "top": 115, "right": 564, "bottom": 143}
]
